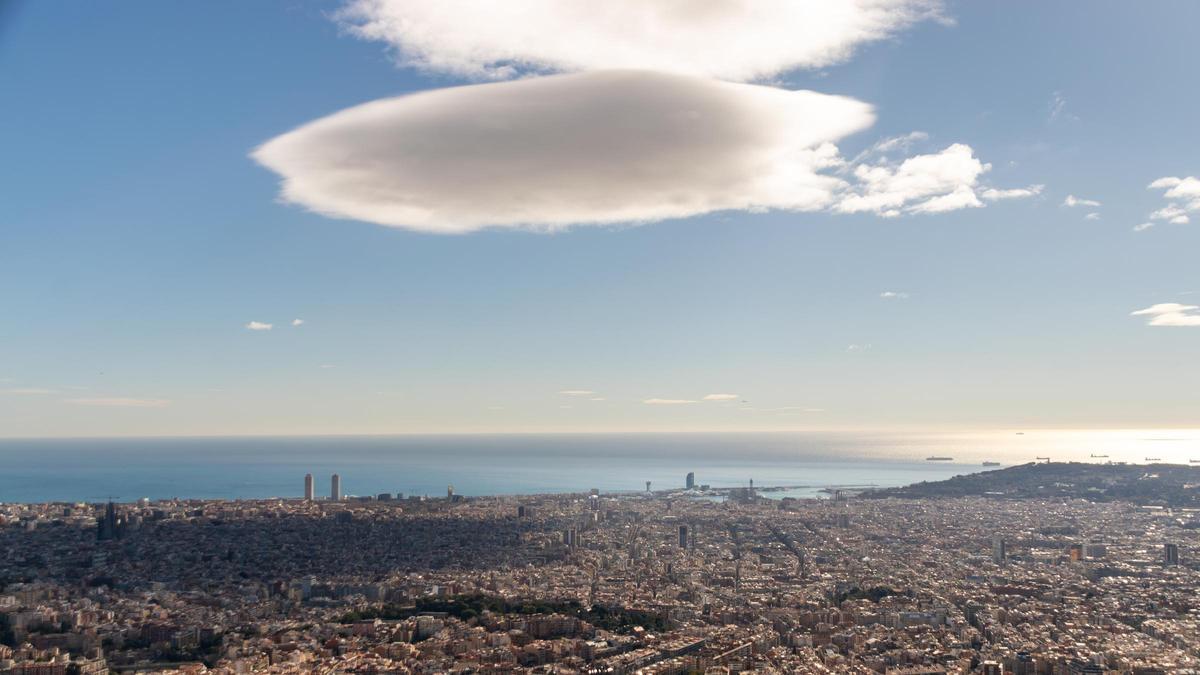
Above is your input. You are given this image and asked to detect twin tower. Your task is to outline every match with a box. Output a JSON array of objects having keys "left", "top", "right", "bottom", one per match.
[{"left": 304, "top": 473, "right": 341, "bottom": 501}]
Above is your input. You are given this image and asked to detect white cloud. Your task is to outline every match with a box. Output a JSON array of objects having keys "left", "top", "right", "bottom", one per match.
[
  {"left": 1149, "top": 176, "right": 1200, "bottom": 205},
  {"left": 1048, "top": 91, "right": 1077, "bottom": 123},
  {"left": 1063, "top": 195, "right": 1101, "bottom": 208},
  {"left": 1, "top": 388, "right": 56, "bottom": 395},
  {"left": 1133, "top": 222, "right": 1154, "bottom": 232},
  {"left": 292, "top": 318, "right": 305, "bottom": 326},
  {"left": 1084, "top": 212, "right": 1101, "bottom": 221},
  {"left": 245, "top": 321, "right": 273, "bottom": 331},
  {"left": 589, "top": 397, "right": 606, "bottom": 402},
  {"left": 834, "top": 144, "right": 991, "bottom": 216},
  {"left": 643, "top": 398, "right": 697, "bottom": 405},
  {"left": 870, "top": 131, "right": 930, "bottom": 155},
  {"left": 65, "top": 398, "right": 172, "bottom": 408},
  {"left": 846, "top": 343, "right": 873, "bottom": 352},
  {"left": 880, "top": 291, "right": 909, "bottom": 299},
  {"left": 980, "top": 184, "right": 1043, "bottom": 201},
  {"left": 255, "top": 71, "right": 877, "bottom": 233},
  {"left": 703, "top": 394, "right": 739, "bottom": 401},
  {"left": 335, "top": 0, "right": 948, "bottom": 82},
  {"left": 559, "top": 389, "right": 595, "bottom": 396},
  {"left": 1131, "top": 303, "right": 1200, "bottom": 327},
  {"left": 1143, "top": 177, "right": 1200, "bottom": 227}
]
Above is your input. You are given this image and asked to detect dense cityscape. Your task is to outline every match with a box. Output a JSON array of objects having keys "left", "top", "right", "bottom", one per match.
[{"left": 2, "top": 465, "right": 1198, "bottom": 674}]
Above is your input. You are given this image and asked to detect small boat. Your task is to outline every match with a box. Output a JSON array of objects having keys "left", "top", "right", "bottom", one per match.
[
  {"left": 982, "top": 461, "right": 1001, "bottom": 467},
  {"left": 926, "top": 456, "right": 954, "bottom": 461},
  {"left": 1091, "top": 454, "right": 1108, "bottom": 458},
  {"left": 1145, "top": 457, "right": 1162, "bottom": 462}
]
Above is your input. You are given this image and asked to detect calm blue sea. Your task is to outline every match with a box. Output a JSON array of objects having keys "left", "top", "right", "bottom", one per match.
[{"left": 1, "top": 430, "right": 1198, "bottom": 503}]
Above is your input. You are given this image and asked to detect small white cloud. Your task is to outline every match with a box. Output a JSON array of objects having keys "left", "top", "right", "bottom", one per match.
[
  {"left": 292, "top": 318, "right": 305, "bottom": 326},
  {"left": 559, "top": 389, "right": 595, "bottom": 396},
  {"left": 1048, "top": 91, "right": 1078, "bottom": 123},
  {"left": 1084, "top": 212, "right": 1101, "bottom": 221},
  {"left": 1131, "top": 303, "right": 1200, "bottom": 327},
  {"left": 1141, "top": 176, "right": 1200, "bottom": 230},
  {"left": 1133, "top": 222, "right": 1155, "bottom": 232},
  {"left": 335, "top": 0, "right": 949, "bottom": 81},
  {"left": 980, "top": 184, "right": 1043, "bottom": 201},
  {"left": 880, "top": 291, "right": 910, "bottom": 299},
  {"left": 835, "top": 144, "right": 998, "bottom": 217},
  {"left": 703, "top": 393, "right": 739, "bottom": 401},
  {"left": 65, "top": 398, "right": 172, "bottom": 408},
  {"left": 846, "top": 343, "right": 872, "bottom": 352},
  {"left": 1, "top": 388, "right": 56, "bottom": 395},
  {"left": 1063, "top": 194, "right": 1101, "bottom": 208},
  {"left": 589, "top": 397, "right": 606, "bottom": 402},
  {"left": 643, "top": 398, "right": 697, "bottom": 405},
  {"left": 245, "top": 321, "right": 273, "bottom": 331}
]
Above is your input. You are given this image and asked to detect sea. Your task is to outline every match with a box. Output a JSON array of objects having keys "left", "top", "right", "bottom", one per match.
[{"left": 1, "top": 429, "right": 1198, "bottom": 504}]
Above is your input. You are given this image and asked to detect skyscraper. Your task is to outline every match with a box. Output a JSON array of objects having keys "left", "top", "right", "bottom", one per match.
[
  {"left": 1165, "top": 542, "right": 1180, "bottom": 566},
  {"left": 331, "top": 474, "right": 342, "bottom": 501},
  {"left": 992, "top": 535, "right": 1006, "bottom": 564},
  {"left": 679, "top": 524, "right": 688, "bottom": 548},
  {"left": 304, "top": 473, "right": 314, "bottom": 501},
  {"left": 645, "top": 481, "right": 651, "bottom": 492},
  {"left": 686, "top": 472, "right": 695, "bottom": 490}
]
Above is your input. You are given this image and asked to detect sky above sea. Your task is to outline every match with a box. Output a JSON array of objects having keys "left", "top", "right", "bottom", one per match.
[{"left": 1, "top": 2, "right": 1198, "bottom": 437}]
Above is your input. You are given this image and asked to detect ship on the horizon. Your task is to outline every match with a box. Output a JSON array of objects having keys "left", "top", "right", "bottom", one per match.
[
  {"left": 1091, "top": 453, "right": 1109, "bottom": 458},
  {"left": 1145, "top": 457, "right": 1162, "bottom": 462},
  {"left": 981, "top": 461, "right": 1001, "bottom": 466},
  {"left": 926, "top": 456, "right": 954, "bottom": 461}
]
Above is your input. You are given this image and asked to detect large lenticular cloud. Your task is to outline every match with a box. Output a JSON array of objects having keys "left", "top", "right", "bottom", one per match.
[
  {"left": 252, "top": 70, "right": 875, "bottom": 233},
  {"left": 336, "top": 0, "right": 947, "bottom": 81}
]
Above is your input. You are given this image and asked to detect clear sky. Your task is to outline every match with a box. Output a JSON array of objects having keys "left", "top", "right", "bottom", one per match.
[{"left": 1, "top": 1, "right": 1198, "bottom": 437}]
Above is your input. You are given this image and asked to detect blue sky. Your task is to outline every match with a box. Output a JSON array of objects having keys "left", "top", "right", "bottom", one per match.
[{"left": 1, "top": 1, "right": 1198, "bottom": 437}]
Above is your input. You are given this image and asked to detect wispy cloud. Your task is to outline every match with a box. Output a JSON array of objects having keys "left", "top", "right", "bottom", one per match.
[
  {"left": 1048, "top": 91, "right": 1078, "bottom": 123},
  {"left": 980, "top": 184, "right": 1043, "bottom": 201},
  {"left": 643, "top": 398, "right": 697, "bottom": 405},
  {"left": 1084, "top": 212, "right": 1101, "bottom": 221},
  {"left": 65, "top": 398, "right": 172, "bottom": 408},
  {"left": 245, "top": 321, "right": 273, "bottom": 331},
  {"left": 292, "top": 318, "right": 305, "bottom": 326},
  {"left": 558, "top": 389, "right": 595, "bottom": 396},
  {"left": 1062, "top": 194, "right": 1101, "bottom": 208},
  {"left": 1131, "top": 303, "right": 1200, "bottom": 327},
  {"left": 880, "top": 291, "right": 909, "bottom": 299},
  {"left": 846, "top": 343, "right": 873, "bottom": 352},
  {"left": 702, "top": 393, "right": 739, "bottom": 401}
]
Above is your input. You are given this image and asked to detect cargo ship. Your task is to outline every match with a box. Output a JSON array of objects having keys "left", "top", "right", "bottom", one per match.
[
  {"left": 981, "top": 461, "right": 1001, "bottom": 466},
  {"left": 925, "top": 456, "right": 954, "bottom": 461}
]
